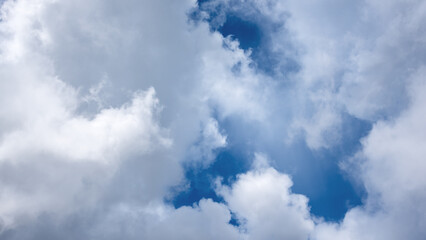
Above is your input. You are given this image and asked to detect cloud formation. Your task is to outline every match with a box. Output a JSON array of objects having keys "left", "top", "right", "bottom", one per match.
[{"left": 1, "top": 0, "right": 426, "bottom": 239}]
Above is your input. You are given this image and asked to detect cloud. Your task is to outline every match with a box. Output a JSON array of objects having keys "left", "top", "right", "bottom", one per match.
[
  {"left": 188, "top": 118, "right": 227, "bottom": 165},
  {"left": 0, "top": 0, "right": 277, "bottom": 236},
  {"left": 218, "top": 153, "right": 314, "bottom": 240},
  {"left": 0, "top": 0, "right": 207, "bottom": 233},
  {"left": 136, "top": 153, "right": 314, "bottom": 240},
  {"left": 1, "top": 0, "right": 426, "bottom": 239},
  {"left": 197, "top": 1, "right": 426, "bottom": 239},
  {"left": 312, "top": 67, "right": 426, "bottom": 240},
  {"left": 216, "top": 0, "right": 426, "bottom": 148},
  {"left": 0, "top": 87, "right": 169, "bottom": 164},
  {"left": 144, "top": 199, "right": 241, "bottom": 240},
  {"left": 0, "top": 63, "right": 176, "bottom": 228}
]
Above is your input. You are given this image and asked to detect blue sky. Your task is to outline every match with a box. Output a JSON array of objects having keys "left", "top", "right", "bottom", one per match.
[
  {"left": 1, "top": 0, "right": 426, "bottom": 239},
  {"left": 173, "top": 0, "right": 372, "bottom": 222}
]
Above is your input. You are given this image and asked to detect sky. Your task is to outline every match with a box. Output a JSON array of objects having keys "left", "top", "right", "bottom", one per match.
[{"left": 0, "top": 0, "right": 426, "bottom": 239}]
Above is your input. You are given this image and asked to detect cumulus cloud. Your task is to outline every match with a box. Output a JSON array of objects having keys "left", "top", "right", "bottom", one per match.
[
  {"left": 188, "top": 118, "right": 227, "bottom": 165},
  {"left": 197, "top": 0, "right": 426, "bottom": 239},
  {"left": 0, "top": 0, "right": 218, "bottom": 233},
  {"left": 312, "top": 68, "right": 426, "bottom": 240},
  {"left": 0, "top": 83, "right": 174, "bottom": 224},
  {"left": 211, "top": 0, "right": 425, "bottom": 148},
  {"left": 218, "top": 153, "right": 314, "bottom": 240},
  {"left": 0, "top": 0, "right": 278, "bottom": 237},
  {"left": 256, "top": 0, "right": 426, "bottom": 238},
  {"left": 144, "top": 199, "right": 241, "bottom": 240},
  {"left": 1, "top": 0, "right": 426, "bottom": 239}
]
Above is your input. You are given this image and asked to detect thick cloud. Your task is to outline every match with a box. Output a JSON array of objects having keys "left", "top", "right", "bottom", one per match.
[
  {"left": 249, "top": 0, "right": 426, "bottom": 238},
  {"left": 215, "top": 0, "right": 426, "bottom": 148},
  {"left": 142, "top": 154, "right": 314, "bottom": 240},
  {"left": 1, "top": 0, "right": 426, "bottom": 239},
  {"left": 0, "top": 0, "right": 275, "bottom": 237},
  {"left": 0, "top": 0, "right": 213, "bottom": 233},
  {"left": 312, "top": 68, "right": 426, "bottom": 240},
  {"left": 218, "top": 154, "right": 314, "bottom": 240},
  {"left": 197, "top": 0, "right": 426, "bottom": 239}
]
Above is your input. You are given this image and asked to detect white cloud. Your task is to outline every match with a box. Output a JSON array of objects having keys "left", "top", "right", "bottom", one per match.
[
  {"left": 311, "top": 68, "right": 426, "bottom": 240},
  {"left": 218, "top": 154, "right": 314, "bottom": 240},
  {"left": 230, "top": 0, "right": 426, "bottom": 148},
  {"left": 144, "top": 199, "right": 242, "bottom": 240},
  {"left": 188, "top": 118, "right": 227, "bottom": 165},
  {"left": 138, "top": 153, "right": 314, "bottom": 240},
  {"left": 1, "top": 0, "right": 426, "bottom": 239},
  {"left": 0, "top": 70, "right": 175, "bottom": 228},
  {"left": 0, "top": 0, "right": 277, "bottom": 236},
  {"left": 0, "top": 87, "right": 169, "bottom": 164},
  {"left": 0, "top": 0, "right": 200, "bottom": 232},
  {"left": 197, "top": 1, "right": 426, "bottom": 239}
]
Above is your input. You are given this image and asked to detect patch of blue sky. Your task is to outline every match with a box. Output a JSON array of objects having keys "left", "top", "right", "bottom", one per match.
[
  {"left": 171, "top": 111, "right": 371, "bottom": 221},
  {"left": 190, "top": 0, "right": 300, "bottom": 77},
  {"left": 302, "top": 114, "right": 371, "bottom": 221},
  {"left": 219, "top": 15, "right": 261, "bottom": 50},
  {"left": 220, "top": 113, "right": 371, "bottom": 221},
  {"left": 170, "top": 0, "right": 373, "bottom": 222},
  {"left": 171, "top": 149, "right": 250, "bottom": 207},
  {"left": 219, "top": 15, "right": 299, "bottom": 76}
]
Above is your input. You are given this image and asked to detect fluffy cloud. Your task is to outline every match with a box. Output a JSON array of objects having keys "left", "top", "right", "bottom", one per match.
[
  {"left": 216, "top": 0, "right": 426, "bottom": 148},
  {"left": 218, "top": 153, "right": 314, "bottom": 240},
  {"left": 139, "top": 154, "right": 314, "bottom": 240},
  {"left": 312, "top": 68, "right": 426, "bottom": 240},
  {"left": 0, "top": 0, "right": 206, "bottom": 233},
  {"left": 143, "top": 199, "right": 241, "bottom": 240},
  {"left": 1, "top": 0, "right": 426, "bottom": 239},
  {"left": 0, "top": 0, "right": 276, "bottom": 236},
  {"left": 197, "top": 0, "right": 426, "bottom": 239},
  {"left": 0, "top": 83, "right": 174, "bottom": 225},
  {"left": 265, "top": 0, "right": 426, "bottom": 238}
]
